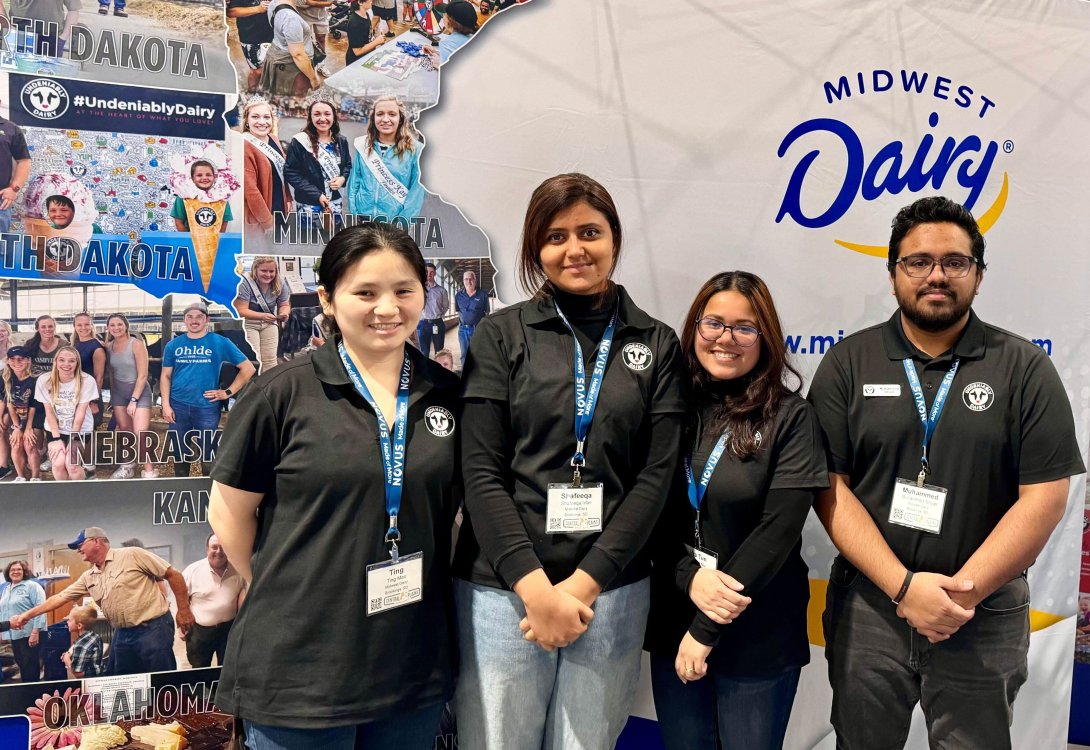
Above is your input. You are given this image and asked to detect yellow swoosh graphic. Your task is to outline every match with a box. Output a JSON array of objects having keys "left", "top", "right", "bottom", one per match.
[
  {"left": 833, "top": 172, "right": 1010, "bottom": 258},
  {"left": 807, "top": 576, "right": 1064, "bottom": 647}
]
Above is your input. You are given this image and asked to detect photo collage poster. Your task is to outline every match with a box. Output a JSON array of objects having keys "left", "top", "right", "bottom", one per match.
[{"left": 0, "top": 1, "right": 520, "bottom": 746}]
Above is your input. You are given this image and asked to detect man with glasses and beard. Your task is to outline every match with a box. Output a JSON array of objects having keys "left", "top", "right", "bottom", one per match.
[{"left": 807, "top": 196, "right": 1083, "bottom": 750}]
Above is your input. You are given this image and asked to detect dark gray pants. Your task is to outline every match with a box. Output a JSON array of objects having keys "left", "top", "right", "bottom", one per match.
[{"left": 824, "top": 558, "right": 1029, "bottom": 750}]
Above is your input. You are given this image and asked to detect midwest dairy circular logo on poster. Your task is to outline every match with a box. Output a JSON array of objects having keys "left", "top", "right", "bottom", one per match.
[
  {"left": 622, "top": 342, "right": 653, "bottom": 371},
  {"left": 775, "top": 68, "right": 1013, "bottom": 257},
  {"left": 425, "top": 406, "right": 455, "bottom": 437},
  {"left": 21, "top": 78, "right": 70, "bottom": 120},
  {"left": 44, "top": 237, "right": 79, "bottom": 266},
  {"left": 193, "top": 207, "right": 218, "bottom": 228}
]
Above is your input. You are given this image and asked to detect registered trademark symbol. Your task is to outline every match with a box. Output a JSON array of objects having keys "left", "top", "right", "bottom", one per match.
[{"left": 1003, "top": 140, "right": 1014, "bottom": 153}]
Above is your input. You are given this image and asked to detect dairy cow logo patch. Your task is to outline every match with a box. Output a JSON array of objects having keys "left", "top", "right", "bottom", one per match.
[
  {"left": 425, "top": 406, "right": 455, "bottom": 437},
  {"left": 962, "top": 382, "right": 994, "bottom": 411},
  {"left": 21, "top": 79, "right": 70, "bottom": 120},
  {"left": 193, "top": 207, "right": 218, "bottom": 228},
  {"left": 622, "top": 342, "right": 653, "bottom": 371}
]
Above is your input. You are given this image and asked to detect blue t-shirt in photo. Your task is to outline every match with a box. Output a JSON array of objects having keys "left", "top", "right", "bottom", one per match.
[{"left": 162, "top": 332, "right": 247, "bottom": 407}]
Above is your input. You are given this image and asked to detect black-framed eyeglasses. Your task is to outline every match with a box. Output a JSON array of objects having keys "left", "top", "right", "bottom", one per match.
[
  {"left": 695, "top": 319, "right": 761, "bottom": 347},
  {"left": 890, "top": 254, "right": 979, "bottom": 278}
]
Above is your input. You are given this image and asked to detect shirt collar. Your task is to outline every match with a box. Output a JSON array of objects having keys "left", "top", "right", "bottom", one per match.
[
  {"left": 522, "top": 284, "right": 655, "bottom": 332},
  {"left": 882, "top": 309, "right": 986, "bottom": 362},
  {"left": 92, "top": 548, "right": 116, "bottom": 573},
  {"left": 312, "top": 335, "right": 439, "bottom": 406}
]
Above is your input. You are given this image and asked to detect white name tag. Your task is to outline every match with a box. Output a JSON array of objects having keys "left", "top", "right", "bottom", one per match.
[
  {"left": 863, "top": 384, "right": 901, "bottom": 397},
  {"left": 546, "top": 482, "right": 604, "bottom": 533},
  {"left": 685, "top": 544, "right": 719, "bottom": 570},
  {"left": 432, "top": 324, "right": 440, "bottom": 335},
  {"left": 889, "top": 478, "right": 947, "bottom": 534},
  {"left": 366, "top": 552, "right": 423, "bottom": 616}
]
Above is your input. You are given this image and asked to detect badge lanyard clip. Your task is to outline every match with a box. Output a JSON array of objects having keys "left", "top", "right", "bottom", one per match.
[
  {"left": 554, "top": 302, "right": 618, "bottom": 488},
  {"left": 902, "top": 358, "right": 959, "bottom": 489},
  {"left": 339, "top": 343, "right": 412, "bottom": 564},
  {"left": 685, "top": 432, "right": 730, "bottom": 550}
]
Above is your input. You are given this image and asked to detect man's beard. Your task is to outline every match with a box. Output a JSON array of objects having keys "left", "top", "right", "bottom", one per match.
[{"left": 896, "top": 284, "right": 973, "bottom": 333}]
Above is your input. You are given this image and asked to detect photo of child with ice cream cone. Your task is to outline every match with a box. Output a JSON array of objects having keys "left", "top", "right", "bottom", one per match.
[{"left": 168, "top": 147, "right": 242, "bottom": 293}]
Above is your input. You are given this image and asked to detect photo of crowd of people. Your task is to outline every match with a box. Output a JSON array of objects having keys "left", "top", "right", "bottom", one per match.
[
  {"left": 0, "top": 481, "right": 231, "bottom": 686},
  {"left": 0, "top": 256, "right": 320, "bottom": 482},
  {"left": 226, "top": 0, "right": 516, "bottom": 114}
]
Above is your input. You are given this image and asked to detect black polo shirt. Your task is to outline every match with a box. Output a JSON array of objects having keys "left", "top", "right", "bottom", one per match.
[
  {"left": 227, "top": 0, "right": 274, "bottom": 44},
  {"left": 645, "top": 393, "right": 828, "bottom": 676},
  {"left": 808, "top": 310, "right": 1084, "bottom": 575},
  {"left": 0, "top": 116, "right": 29, "bottom": 192},
  {"left": 211, "top": 338, "right": 459, "bottom": 728},
  {"left": 452, "top": 285, "right": 687, "bottom": 591}
]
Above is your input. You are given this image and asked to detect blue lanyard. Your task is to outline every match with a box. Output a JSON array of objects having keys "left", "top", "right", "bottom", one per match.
[
  {"left": 684, "top": 432, "right": 729, "bottom": 549},
  {"left": 901, "top": 357, "right": 960, "bottom": 485},
  {"left": 553, "top": 301, "right": 618, "bottom": 484},
  {"left": 339, "top": 343, "right": 412, "bottom": 560}
]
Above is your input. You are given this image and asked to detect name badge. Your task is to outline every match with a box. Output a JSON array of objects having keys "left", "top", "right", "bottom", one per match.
[
  {"left": 685, "top": 544, "right": 719, "bottom": 570},
  {"left": 366, "top": 552, "right": 423, "bottom": 616},
  {"left": 546, "top": 482, "right": 604, "bottom": 533},
  {"left": 863, "top": 384, "right": 901, "bottom": 397},
  {"left": 889, "top": 478, "right": 947, "bottom": 534},
  {"left": 432, "top": 323, "right": 440, "bottom": 335}
]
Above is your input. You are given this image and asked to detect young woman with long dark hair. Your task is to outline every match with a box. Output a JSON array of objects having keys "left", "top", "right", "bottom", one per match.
[
  {"left": 645, "top": 271, "right": 827, "bottom": 750},
  {"left": 284, "top": 100, "right": 352, "bottom": 233}
]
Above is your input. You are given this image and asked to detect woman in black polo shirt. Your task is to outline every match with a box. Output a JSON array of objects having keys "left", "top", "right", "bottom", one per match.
[
  {"left": 209, "top": 223, "right": 458, "bottom": 750},
  {"left": 453, "top": 173, "right": 686, "bottom": 750},
  {"left": 645, "top": 272, "right": 827, "bottom": 750}
]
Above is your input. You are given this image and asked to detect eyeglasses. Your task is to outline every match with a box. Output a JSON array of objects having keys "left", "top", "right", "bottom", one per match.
[
  {"left": 891, "top": 255, "right": 979, "bottom": 278},
  {"left": 695, "top": 319, "right": 761, "bottom": 347}
]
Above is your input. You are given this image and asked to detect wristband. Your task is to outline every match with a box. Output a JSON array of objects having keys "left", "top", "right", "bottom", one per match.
[
  {"left": 892, "top": 571, "right": 914, "bottom": 604},
  {"left": 224, "top": 387, "right": 233, "bottom": 396},
  {"left": 130, "top": 397, "right": 139, "bottom": 403}
]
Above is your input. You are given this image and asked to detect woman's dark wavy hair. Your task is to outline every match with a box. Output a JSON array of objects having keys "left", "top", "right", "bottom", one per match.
[
  {"left": 680, "top": 271, "right": 801, "bottom": 459},
  {"left": 516, "top": 173, "right": 622, "bottom": 298},
  {"left": 317, "top": 222, "right": 426, "bottom": 336},
  {"left": 25, "top": 314, "right": 56, "bottom": 357}
]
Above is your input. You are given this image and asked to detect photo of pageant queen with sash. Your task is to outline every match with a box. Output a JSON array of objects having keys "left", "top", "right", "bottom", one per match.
[
  {"left": 346, "top": 95, "right": 425, "bottom": 221},
  {"left": 241, "top": 99, "right": 292, "bottom": 237},
  {"left": 284, "top": 100, "right": 352, "bottom": 234}
]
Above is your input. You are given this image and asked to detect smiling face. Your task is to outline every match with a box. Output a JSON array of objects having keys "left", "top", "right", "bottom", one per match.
[
  {"left": 246, "top": 103, "right": 274, "bottom": 137},
  {"left": 319, "top": 249, "right": 425, "bottom": 360},
  {"left": 107, "top": 316, "right": 128, "bottom": 339},
  {"left": 890, "top": 221, "right": 982, "bottom": 334},
  {"left": 694, "top": 290, "right": 762, "bottom": 382},
  {"left": 463, "top": 271, "right": 477, "bottom": 295},
  {"left": 7, "top": 354, "right": 30, "bottom": 377},
  {"left": 47, "top": 199, "right": 75, "bottom": 228},
  {"left": 37, "top": 317, "right": 56, "bottom": 343},
  {"left": 74, "top": 315, "right": 94, "bottom": 341},
  {"left": 184, "top": 309, "right": 208, "bottom": 336},
  {"left": 192, "top": 165, "right": 216, "bottom": 190},
  {"left": 55, "top": 348, "right": 79, "bottom": 379},
  {"left": 206, "top": 534, "right": 228, "bottom": 570},
  {"left": 254, "top": 260, "right": 278, "bottom": 286},
  {"left": 538, "top": 201, "right": 615, "bottom": 296},
  {"left": 0, "top": 324, "right": 9, "bottom": 348},
  {"left": 372, "top": 99, "right": 401, "bottom": 143},
  {"left": 7, "top": 562, "right": 25, "bottom": 583},
  {"left": 311, "top": 103, "right": 335, "bottom": 135}
]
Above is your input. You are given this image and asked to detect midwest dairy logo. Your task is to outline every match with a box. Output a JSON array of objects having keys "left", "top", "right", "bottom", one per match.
[{"left": 775, "top": 69, "right": 1010, "bottom": 257}]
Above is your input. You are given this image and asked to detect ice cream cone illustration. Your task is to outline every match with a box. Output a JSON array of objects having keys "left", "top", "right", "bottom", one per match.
[
  {"left": 24, "top": 217, "right": 92, "bottom": 278},
  {"left": 183, "top": 198, "right": 227, "bottom": 292}
]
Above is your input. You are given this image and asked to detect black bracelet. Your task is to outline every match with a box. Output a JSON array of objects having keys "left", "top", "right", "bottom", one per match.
[{"left": 892, "top": 570, "right": 914, "bottom": 604}]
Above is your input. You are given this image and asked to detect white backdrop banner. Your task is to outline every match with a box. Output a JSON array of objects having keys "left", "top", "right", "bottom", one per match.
[{"left": 426, "top": 1, "right": 1090, "bottom": 747}]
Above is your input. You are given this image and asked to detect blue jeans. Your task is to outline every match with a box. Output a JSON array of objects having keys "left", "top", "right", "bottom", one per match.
[
  {"left": 0, "top": 206, "right": 11, "bottom": 234},
  {"left": 169, "top": 402, "right": 221, "bottom": 477},
  {"left": 416, "top": 319, "right": 445, "bottom": 358},
  {"left": 457, "top": 324, "right": 475, "bottom": 366},
  {"left": 455, "top": 577, "right": 649, "bottom": 750},
  {"left": 99, "top": 0, "right": 125, "bottom": 8},
  {"left": 243, "top": 703, "right": 443, "bottom": 750},
  {"left": 649, "top": 654, "right": 800, "bottom": 750},
  {"left": 111, "top": 612, "right": 176, "bottom": 676}
]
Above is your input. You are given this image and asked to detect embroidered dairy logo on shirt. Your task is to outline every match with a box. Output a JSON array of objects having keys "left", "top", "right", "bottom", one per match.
[
  {"left": 425, "top": 406, "right": 455, "bottom": 437},
  {"left": 622, "top": 342, "right": 653, "bottom": 371},
  {"left": 962, "top": 382, "right": 994, "bottom": 411}
]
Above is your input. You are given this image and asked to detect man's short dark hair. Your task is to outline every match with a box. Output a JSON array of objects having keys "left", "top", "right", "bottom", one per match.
[
  {"left": 425, "top": 261, "right": 437, "bottom": 270},
  {"left": 887, "top": 196, "right": 986, "bottom": 273}
]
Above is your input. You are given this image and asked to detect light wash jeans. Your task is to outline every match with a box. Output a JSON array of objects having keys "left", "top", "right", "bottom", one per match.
[{"left": 454, "top": 577, "right": 649, "bottom": 750}]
